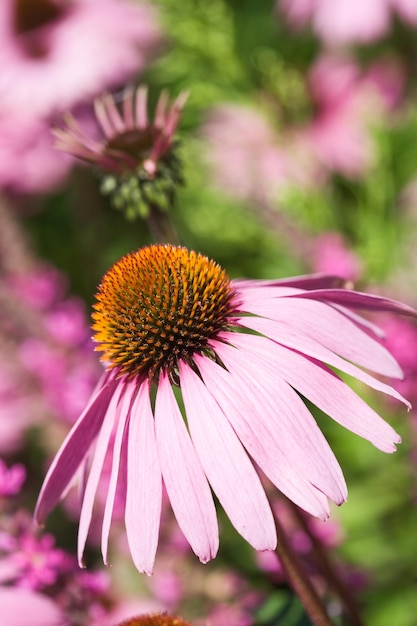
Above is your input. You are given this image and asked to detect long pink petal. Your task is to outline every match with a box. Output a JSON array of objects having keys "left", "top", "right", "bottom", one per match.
[
  {"left": 239, "top": 297, "right": 402, "bottom": 378},
  {"left": 155, "top": 372, "right": 219, "bottom": 563},
  {"left": 101, "top": 381, "right": 137, "bottom": 565},
  {"left": 294, "top": 289, "right": 417, "bottom": 318},
  {"left": 94, "top": 96, "right": 115, "bottom": 138},
  {"left": 229, "top": 333, "right": 401, "bottom": 453},
  {"left": 180, "top": 361, "right": 277, "bottom": 551},
  {"left": 233, "top": 274, "right": 346, "bottom": 290},
  {"left": 135, "top": 86, "right": 148, "bottom": 129},
  {"left": 35, "top": 375, "right": 116, "bottom": 525},
  {"left": 77, "top": 384, "right": 123, "bottom": 566},
  {"left": 233, "top": 319, "right": 410, "bottom": 403},
  {"left": 210, "top": 341, "right": 347, "bottom": 506},
  {"left": 125, "top": 381, "right": 162, "bottom": 575},
  {"left": 194, "top": 354, "right": 330, "bottom": 519}
]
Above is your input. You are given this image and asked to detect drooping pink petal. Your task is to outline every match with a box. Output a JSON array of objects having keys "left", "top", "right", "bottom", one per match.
[
  {"left": 210, "top": 341, "right": 348, "bottom": 506},
  {"left": 77, "top": 383, "right": 123, "bottom": 566},
  {"left": 180, "top": 361, "right": 277, "bottom": 550},
  {"left": 154, "top": 372, "right": 219, "bottom": 563},
  {"left": 238, "top": 296, "right": 402, "bottom": 378},
  {"left": 101, "top": 381, "right": 137, "bottom": 565},
  {"left": 125, "top": 380, "right": 162, "bottom": 575},
  {"left": 233, "top": 274, "right": 346, "bottom": 291},
  {"left": 235, "top": 317, "right": 411, "bottom": 398},
  {"left": 229, "top": 333, "right": 402, "bottom": 453},
  {"left": 35, "top": 375, "right": 116, "bottom": 525},
  {"left": 194, "top": 354, "right": 330, "bottom": 519},
  {"left": 294, "top": 289, "right": 417, "bottom": 318},
  {"left": 332, "top": 305, "right": 386, "bottom": 338}
]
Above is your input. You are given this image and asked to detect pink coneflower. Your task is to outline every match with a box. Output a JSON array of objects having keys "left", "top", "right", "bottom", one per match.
[
  {"left": 0, "top": 0, "right": 162, "bottom": 118},
  {"left": 54, "top": 86, "right": 187, "bottom": 220},
  {"left": 35, "top": 244, "right": 415, "bottom": 574}
]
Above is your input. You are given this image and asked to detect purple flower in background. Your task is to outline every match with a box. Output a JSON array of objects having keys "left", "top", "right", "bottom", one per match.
[
  {"left": 36, "top": 244, "right": 415, "bottom": 574},
  {"left": 0, "top": 0, "right": 162, "bottom": 118}
]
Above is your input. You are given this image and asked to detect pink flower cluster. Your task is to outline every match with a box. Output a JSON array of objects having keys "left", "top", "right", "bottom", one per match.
[
  {"left": 0, "top": 462, "right": 111, "bottom": 625},
  {"left": 0, "top": 0, "right": 162, "bottom": 195},
  {"left": 0, "top": 263, "right": 100, "bottom": 454},
  {"left": 202, "top": 54, "right": 404, "bottom": 210}
]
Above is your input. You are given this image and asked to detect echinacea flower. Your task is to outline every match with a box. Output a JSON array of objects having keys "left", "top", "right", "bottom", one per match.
[
  {"left": 54, "top": 86, "right": 187, "bottom": 220},
  {"left": 35, "top": 244, "right": 415, "bottom": 574},
  {"left": 0, "top": 0, "right": 162, "bottom": 118}
]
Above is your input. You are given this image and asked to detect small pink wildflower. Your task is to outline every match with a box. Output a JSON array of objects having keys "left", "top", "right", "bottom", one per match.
[
  {"left": 35, "top": 244, "right": 416, "bottom": 574},
  {"left": 0, "top": 461, "right": 26, "bottom": 497}
]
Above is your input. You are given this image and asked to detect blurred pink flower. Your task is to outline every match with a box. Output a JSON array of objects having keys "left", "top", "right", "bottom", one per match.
[
  {"left": 311, "top": 232, "right": 362, "bottom": 282},
  {"left": 0, "top": 588, "right": 66, "bottom": 626},
  {"left": 299, "top": 55, "right": 403, "bottom": 178},
  {"left": 0, "top": 461, "right": 25, "bottom": 496},
  {"left": 381, "top": 317, "right": 417, "bottom": 404},
  {"left": 202, "top": 104, "right": 308, "bottom": 204},
  {"left": 0, "top": 114, "right": 71, "bottom": 194},
  {"left": 0, "top": 0, "right": 162, "bottom": 118},
  {"left": 279, "top": 0, "right": 417, "bottom": 45},
  {"left": 35, "top": 244, "right": 415, "bottom": 574}
]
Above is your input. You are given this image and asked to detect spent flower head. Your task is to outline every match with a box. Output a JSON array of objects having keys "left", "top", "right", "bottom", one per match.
[
  {"left": 36, "top": 244, "right": 416, "bottom": 574},
  {"left": 54, "top": 86, "right": 187, "bottom": 221}
]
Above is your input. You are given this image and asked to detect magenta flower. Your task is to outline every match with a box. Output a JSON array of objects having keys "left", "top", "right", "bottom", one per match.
[
  {"left": 0, "top": 0, "right": 161, "bottom": 119},
  {"left": 35, "top": 244, "right": 415, "bottom": 574}
]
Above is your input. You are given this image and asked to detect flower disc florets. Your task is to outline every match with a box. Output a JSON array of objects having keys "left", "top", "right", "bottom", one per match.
[{"left": 92, "top": 245, "right": 237, "bottom": 383}]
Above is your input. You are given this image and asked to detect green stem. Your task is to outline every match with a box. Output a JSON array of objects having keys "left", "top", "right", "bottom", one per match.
[{"left": 273, "top": 510, "right": 335, "bottom": 626}]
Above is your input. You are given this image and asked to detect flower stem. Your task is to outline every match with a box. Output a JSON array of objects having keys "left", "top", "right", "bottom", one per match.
[
  {"left": 287, "top": 500, "right": 365, "bottom": 626},
  {"left": 147, "top": 202, "right": 181, "bottom": 245},
  {"left": 273, "top": 510, "right": 334, "bottom": 626}
]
